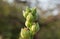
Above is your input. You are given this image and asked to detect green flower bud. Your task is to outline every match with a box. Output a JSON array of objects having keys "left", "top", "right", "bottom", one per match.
[
  {"left": 23, "top": 7, "right": 31, "bottom": 18},
  {"left": 31, "top": 8, "right": 36, "bottom": 16},
  {"left": 20, "top": 28, "right": 30, "bottom": 39},
  {"left": 34, "top": 13, "right": 38, "bottom": 21},
  {"left": 30, "top": 23, "right": 40, "bottom": 35},
  {"left": 23, "top": 11, "right": 29, "bottom": 18},
  {"left": 26, "top": 7, "right": 31, "bottom": 12},
  {"left": 26, "top": 13, "right": 34, "bottom": 22},
  {"left": 25, "top": 21, "right": 32, "bottom": 28}
]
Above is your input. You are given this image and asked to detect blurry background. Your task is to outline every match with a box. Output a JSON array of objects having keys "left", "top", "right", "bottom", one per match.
[{"left": 0, "top": 0, "right": 60, "bottom": 39}]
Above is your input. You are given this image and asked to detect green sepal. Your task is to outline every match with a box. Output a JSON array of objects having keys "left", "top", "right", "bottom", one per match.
[
  {"left": 25, "top": 21, "right": 32, "bottom": 28},
  {"left": 26, "top": 13, "right": 34, "bottom": 22},
  {"left": 20, "top": 28, "right": 31, "bottom": 39},
  {"left": 30, "top": 23, "right": 40, "bottom": 35},
  {"left": 31, "top": 8, "right": 36, "bottom": 16}
]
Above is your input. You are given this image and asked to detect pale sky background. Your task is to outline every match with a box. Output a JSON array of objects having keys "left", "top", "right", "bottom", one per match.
[
  {"left": 5, "top": 0, "right": 60, "bottom": 16},
  {"left": 30, "top": 0, "right": 60, "bottom": 16},
  {"left": 7, "top": 0, "right": 60, "bottom": 10},
  {"left": 7, "top": 0, "right": 14, "bottom": 3},
  {"left": 37, "top": 0, "right": 60, "bottom": 10}
]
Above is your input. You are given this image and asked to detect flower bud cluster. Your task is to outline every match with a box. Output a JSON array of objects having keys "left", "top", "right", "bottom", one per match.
[{"left": 20, "top": 7, "right": 40, "bottom": 39}]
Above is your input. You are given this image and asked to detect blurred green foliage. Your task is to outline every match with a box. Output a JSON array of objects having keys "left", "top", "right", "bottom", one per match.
[
  {"left": 0, "top": 0, "right": 25, "bottom": 39},
  {"left": 36, "top": 19, "right": 60, "bottom": 39}
]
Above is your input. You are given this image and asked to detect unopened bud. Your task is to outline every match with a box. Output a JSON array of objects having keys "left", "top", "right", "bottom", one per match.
[
  {"left": 31, "top": 8, "right": 36, "bottom": 16},
  {"left": 26, "top": 13, "right": 34, "bottom": 22},
  {"left": 25, "top": 21, "right": 32, "bottom": 28},
  {"left": 30, "top": 23, "right": 40, "bottom": 35},
  {"left": 20, "top": 28, "right": 30, "bottom": 39}
]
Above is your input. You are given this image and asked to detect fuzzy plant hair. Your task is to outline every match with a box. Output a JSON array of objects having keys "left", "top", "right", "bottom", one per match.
[{"left": 19, "top": 7, "right": 40, "bottom": 39}]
